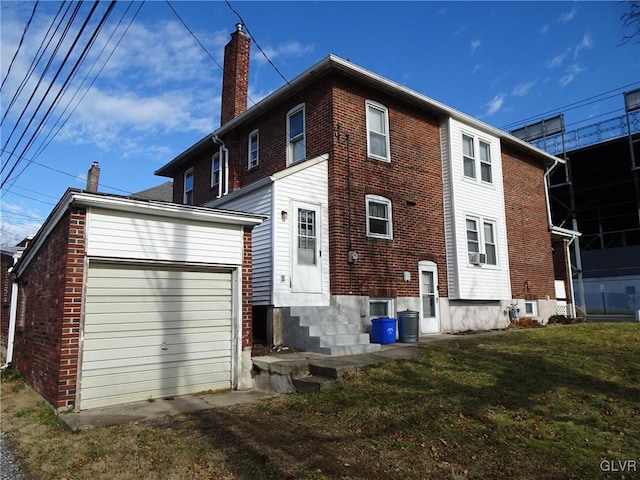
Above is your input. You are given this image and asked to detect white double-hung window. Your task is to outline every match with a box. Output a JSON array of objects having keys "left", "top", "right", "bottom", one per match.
[
  {"left": 366, "top": 195, "right": 393, "bottom": 239},
  {"left": 248, "top": 130, "right": 259, "bottom": 169},
  {"left": 366, "top": 101, "right": 390, "bottom": 161},
  {"left": 184, "top": 168, "right": 194, "bottom": 205},
  {"left": 211, "top": 152, "right": 220, "bottom": 189},
  {"left": 466, "top": 216, "right": 497, "bottom": 266},
  {"left": 287, "top": 104, "right": 305, "bottom": 165},
  {"left": 462, "top": 133, "right": 493, "bottom": 184}
]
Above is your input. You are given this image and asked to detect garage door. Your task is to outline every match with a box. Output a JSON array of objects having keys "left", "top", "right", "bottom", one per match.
[{"left": 81, "top": 263, "right": 233, "bottom": 410}]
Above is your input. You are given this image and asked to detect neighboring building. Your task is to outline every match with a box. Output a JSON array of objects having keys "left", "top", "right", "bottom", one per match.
[
  {"left": 6, "top": 188, "right": 263, "bottom": 410},
  {"left": 133, "top": 181, "right": 174, "bottom": 202},
  {"left": 156, "top": 24, "right": 571, "bottom": 352},
  {"left": 517, "top": 103, "right": 640, "bottom": 316}
]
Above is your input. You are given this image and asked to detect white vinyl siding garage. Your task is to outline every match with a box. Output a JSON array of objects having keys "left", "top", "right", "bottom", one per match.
[{"left": 81, "top": 263, "right": 233, "bottom": 410}]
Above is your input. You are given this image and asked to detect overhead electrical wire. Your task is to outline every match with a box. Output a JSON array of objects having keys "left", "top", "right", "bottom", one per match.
[
  {"left": 2, "top": 1, "right": 118, "bottom": 191},
  {"left": 1, "top": 0, "right": 70, "bottom": 127},
  {"left": 0, "top": 1, "right": 40, "bottom": 93}
]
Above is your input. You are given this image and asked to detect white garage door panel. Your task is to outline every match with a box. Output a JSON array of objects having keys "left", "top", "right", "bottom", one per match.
[
  {"left": 82, "top": 346, "right": 231, "bottom": 371},
  {"left": 82, "top": 371, "right": 232, "bottom": 406},
  {"left": 81, "top": 359, "right": 231, "bottom": 390},
  {"left": 81, "top": 263, "right": 234, "bottom": 410},
  {"left": 84, "top": 314, "right": 230, "bottom": 333}
]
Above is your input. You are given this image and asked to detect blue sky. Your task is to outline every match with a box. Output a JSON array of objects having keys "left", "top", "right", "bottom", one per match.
[{"left": 1, "top": 1, "right": 638, "bottom": 244}]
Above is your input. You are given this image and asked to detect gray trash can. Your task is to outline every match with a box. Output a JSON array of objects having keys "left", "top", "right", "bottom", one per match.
[{"left": 398, "top": 310, "right": 419, "bottom": 343}]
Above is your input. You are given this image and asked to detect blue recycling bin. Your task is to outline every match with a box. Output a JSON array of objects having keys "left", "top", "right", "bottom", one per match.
[{"left": 371, "top": 317, "right": 397, "bottom": 344}]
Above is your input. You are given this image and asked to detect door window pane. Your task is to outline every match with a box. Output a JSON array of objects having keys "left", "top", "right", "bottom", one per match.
[
  {"left": 422, "top": 271, "right": 435, "bottom": 317},
  {"left": 298, "top": 209, "right": 316, "bottom": 265}
]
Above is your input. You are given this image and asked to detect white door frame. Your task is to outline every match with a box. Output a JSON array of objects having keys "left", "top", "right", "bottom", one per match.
[
  {"left": 291, "top": 201, "right": 322, "bottom": 293},
  {"left": 418, "top": 260, "right": 440, "bottom": 334}
]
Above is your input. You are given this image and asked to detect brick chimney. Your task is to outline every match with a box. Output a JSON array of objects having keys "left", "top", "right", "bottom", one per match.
[
  {"left": 86, "top": 162, "right": 100, "bottom": 192},
  {"left": 220, "top": 23, "right": 250, "bottom": 126}
]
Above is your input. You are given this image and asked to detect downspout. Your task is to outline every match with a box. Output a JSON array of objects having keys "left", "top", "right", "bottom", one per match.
[
  {"left": 565, "top": 237, "right": 578, "bottom": 318},
  {"left": 212, "top": 135, "right": 230, "bottom": 197},
  {"left": 2, "top": 252, "right": 21, "bottom": 370}
]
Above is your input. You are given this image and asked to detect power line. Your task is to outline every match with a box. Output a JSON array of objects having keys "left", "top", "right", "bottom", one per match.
[
  {"left": 2, "top": 2, "right": 117, "bottom": 190},
  {"left": 224, "top": 0, "right": 294, "bottom": 90},
  {"left": 0, "top": 1, "right": 40, "bottom": 93},
  {"left": 1, "top": 0, "right": 69, "bottom": 127},
  {"left": 501, "top": 81, "right": 640, "bottom": 130}
]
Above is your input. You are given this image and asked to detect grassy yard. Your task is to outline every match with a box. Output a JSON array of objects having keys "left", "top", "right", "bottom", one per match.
[{"left": 1, "top": 323, "right": 639, "bottom": 480}]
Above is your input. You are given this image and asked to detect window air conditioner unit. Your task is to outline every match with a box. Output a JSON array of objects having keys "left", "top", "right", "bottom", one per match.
[
  {"left": 468, "top": 252, "right": 481, "bottom": 265},
  {"left": 479, "top": 253, "right": 487, "bottom": 264}
]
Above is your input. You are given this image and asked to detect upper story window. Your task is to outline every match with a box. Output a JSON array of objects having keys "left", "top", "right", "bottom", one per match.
[
  {"left": 466, "top": 216, "right": 497, "bottom": 266},
  {"left": 366, "top": 101, "right": 390, "bottom": 161},
  {"left": 248, "top": 130, "right": 259, "bottom": 169},
  {"left": 211, "top": 152, "right": 220, "bottom": 189},
  {"left": 366, "top": 194, "right": 393, "bottom": 239},
  {"left": 462, "top": 133, "right": 493, "bottom": 184},
  {"left": 287, "top": 104, "right": 305, "bottom": 165},
  {"left": 184, "top": 168, "right": 194, "bottom": 205}
]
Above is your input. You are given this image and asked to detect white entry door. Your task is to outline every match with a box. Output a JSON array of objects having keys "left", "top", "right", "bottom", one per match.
[
  {"left": 291, "top": 202, "right": 322, "bottom": 293},
  {"left": 419, "top": 261, "right": 440, "bottom": 334}
]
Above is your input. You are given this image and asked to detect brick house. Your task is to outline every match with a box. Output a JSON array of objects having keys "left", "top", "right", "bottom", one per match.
[
  {"left": 156, "top": 25, "right": 572, "bottom": 354},
  {"left": 6, "top": 188, "right": 262, "bottom": 410}
]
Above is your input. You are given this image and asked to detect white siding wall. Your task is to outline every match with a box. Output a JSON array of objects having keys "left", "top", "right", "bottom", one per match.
[
  {"left": 442, "top": 118, "right": 511, "bottom": 300},
  {"left": 273, "top": 159, "right": 329, "bottom": 306},
  {"left": 440, "top": 118, "right": 460, "bottom": 299},
  {"left": 211, "top": 185, "right": 273, "bottom": 304},
  {"left": 87, "top": 208, "right": 244, "bottom": 266}
]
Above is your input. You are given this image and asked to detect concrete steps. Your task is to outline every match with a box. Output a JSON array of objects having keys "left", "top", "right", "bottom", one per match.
[
  {"left": 282, "top": 306, "right": 381, "bottom": 356},
  {"left": 252, "top": 344, "right": 423, "bottom": 394}
]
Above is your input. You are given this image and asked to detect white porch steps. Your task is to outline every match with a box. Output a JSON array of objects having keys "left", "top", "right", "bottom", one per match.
[{"left": 282, "top": 306, "right": 381, "bottom": 355}]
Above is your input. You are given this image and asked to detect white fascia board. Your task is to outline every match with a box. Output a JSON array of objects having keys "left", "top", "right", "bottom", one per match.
[
  {"left": 206, "top": 154, "right": 329, "bottom": 209},
  {"left": 15, "top": 189, "right": 265, "bottom": 276},
  {"left": 156, "top": 54, "right": 560, "bottom": 176},
  {"left": 70, "top": 191, "right": 265, "bottom": 226}
]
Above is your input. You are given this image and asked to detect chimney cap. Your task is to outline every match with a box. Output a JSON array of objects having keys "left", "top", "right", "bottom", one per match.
[{"left": 235, "top": 23, "right": 243, "bottom": 33}]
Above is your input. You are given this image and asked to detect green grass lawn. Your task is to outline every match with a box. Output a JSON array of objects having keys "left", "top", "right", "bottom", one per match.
[{"left": 2, "top": 323, "right": 639, "bottom": 479}]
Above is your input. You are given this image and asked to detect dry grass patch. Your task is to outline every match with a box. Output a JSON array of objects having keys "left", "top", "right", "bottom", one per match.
[{"left": 2, "top": 323, "right": 639, "bottom": 479}]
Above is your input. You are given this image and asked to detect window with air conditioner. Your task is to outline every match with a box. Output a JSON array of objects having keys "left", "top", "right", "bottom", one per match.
[{"left": 466, "top": 216, "right": 498, "bottom": 266}]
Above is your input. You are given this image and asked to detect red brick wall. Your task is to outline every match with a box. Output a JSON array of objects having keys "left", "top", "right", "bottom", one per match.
[
  {"left": 13, "top": 207, "right": 85, "bottom": 409},
  {"left": 502, "top": 145, "right": 556, "bottom": 299},
  {"left": 329, "top": 76, "right": 448, "bottom": 298},
  {"left": 242, "top": 226, "right": 253, "bottom": 348}
]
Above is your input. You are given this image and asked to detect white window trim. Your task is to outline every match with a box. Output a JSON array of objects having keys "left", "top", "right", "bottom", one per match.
[
  {"left": 183, "top": 168, "right": 194, "bottom": 205},
  {"left": 248, "top": 129, "right": 259, "bottom": 169},
  {"left": 462, "top": 132, "right": 493, "bottom": 185},
  {"left": 369, "top": 298, "right": 395, "bottom": 319},
  {"left": 366, "top": 194, "right": 393, "bottom": 239},
  {"left": 524, "top": 300, "right": 538, "bottom": 317},
  {"left": 465, "top": 215, "right": 498, "bottom": 267},
  {"left": 366, "top": 100, "right": 391, "bottom": 162},
  {"left": 287, "top": 104, "right": 306, "bottom": 166}
]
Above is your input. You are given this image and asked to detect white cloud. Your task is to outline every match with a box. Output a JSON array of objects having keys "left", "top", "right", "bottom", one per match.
[
  {"left": 472, "top": 64, "right": 483, "bottom": 75},
  {"left": 558, "top": 5, "right": 577, "bottom": 23},
  {"left": 559, "top": 63, "right": 586, "bottom": 87},
  {"left": 254, "top": 41, "right": 314, "bottom": 65},
  {"left": 436, "top": 8, "right": 447, "bottom": 16},
  {"left": 548, "top": 48, "right": 570, "bottom": 68},
  {"left": 540, "top": 24, "right": 550, "bottom": 35},
  {"left": 470, "top": 39, "right": 481, "bottom": 53},
  {"left": 0, "top": 202, "right": 44, "bottom": 245},
  {"left": 512, "top": 80, "right": 536, "bottom": 97},
  {"left": 484, "top": 94, "right": 505, "bottom": 117},
  {"left": 574, "top": 32, "right": 593, "bottom": 58}
]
